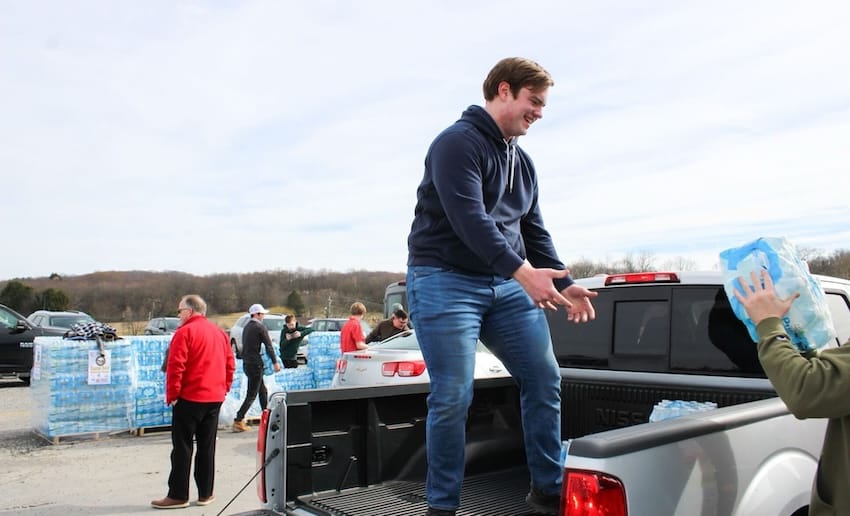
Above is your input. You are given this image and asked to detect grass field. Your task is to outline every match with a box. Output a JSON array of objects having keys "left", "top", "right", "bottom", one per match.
[{"left": 109, "top": 311, "right": 246, "bottom": 336}]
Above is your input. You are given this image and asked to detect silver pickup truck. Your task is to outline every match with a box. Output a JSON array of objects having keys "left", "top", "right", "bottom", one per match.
[{"left": 235, "top": 271, "right": 850, "bottom": 516}]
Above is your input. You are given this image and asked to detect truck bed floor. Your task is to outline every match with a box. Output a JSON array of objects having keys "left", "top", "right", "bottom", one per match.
[{"left": 295, "top": 467, "right": 541, "bottom": 516}]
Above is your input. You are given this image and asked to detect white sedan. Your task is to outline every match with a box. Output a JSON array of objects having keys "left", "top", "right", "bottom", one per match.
[
  {"left": 331, "top": 330, "right": 510, "bottom": 387},
  {"left": 229, "top": 313, "right": 287, "bottom": 358}
]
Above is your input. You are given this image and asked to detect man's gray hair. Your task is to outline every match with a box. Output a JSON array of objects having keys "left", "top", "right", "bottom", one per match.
[{"left": 181, "top": 294, "right": 207, "bottom": 315}]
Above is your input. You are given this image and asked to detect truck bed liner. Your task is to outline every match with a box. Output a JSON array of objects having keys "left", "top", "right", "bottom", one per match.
[{"left": 294, "top": 467, "right": 538, "bottom": 516}]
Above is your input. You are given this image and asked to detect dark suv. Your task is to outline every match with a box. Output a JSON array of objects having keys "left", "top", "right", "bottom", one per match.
[
  {"left": 27, "top": 309, "right": 96, "bottom": 334},
  {"left": 0, "top": 304, "right": 64, "bottom": 385}
]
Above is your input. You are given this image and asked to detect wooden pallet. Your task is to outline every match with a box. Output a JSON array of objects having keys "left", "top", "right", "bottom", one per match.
[
  {"left": 130, "top": 424, "right": 171, "bottom": 436},
  {"left": 34, "top": 428, "right": 125, "bottom": 445}
]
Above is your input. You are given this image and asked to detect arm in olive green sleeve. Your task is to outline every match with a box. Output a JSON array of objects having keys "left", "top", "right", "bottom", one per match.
[{"left": 757, "top": 317, "right": 850, "bottom": 418}]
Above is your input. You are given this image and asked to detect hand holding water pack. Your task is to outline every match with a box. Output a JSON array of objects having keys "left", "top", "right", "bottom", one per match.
[{"left": 719, "top": 237, "right": 836, "bottom": 352}]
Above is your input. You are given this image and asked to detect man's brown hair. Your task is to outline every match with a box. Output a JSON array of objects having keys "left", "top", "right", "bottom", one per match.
[
  {"left": 350, "top": 302, "right": 366, "bottom": 316},
  {"left": 482, "top": 57, "right": 554, "bottom": 101}
]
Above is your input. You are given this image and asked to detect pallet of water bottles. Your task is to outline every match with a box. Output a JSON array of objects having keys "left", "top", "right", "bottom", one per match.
[
  {"left": 29, "top": 332, "right": 345, "bottom": 441},
  {"left": 30, "top": 337, "right": 136, "bottom": 442}
]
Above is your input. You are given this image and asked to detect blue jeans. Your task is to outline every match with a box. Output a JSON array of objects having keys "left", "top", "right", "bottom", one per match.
[{"left": 406, "top": 266, "right": 563, "bottom": 510}]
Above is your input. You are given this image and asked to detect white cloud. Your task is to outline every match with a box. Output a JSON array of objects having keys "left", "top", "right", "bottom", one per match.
[{"left": 2, "top": 0, "right": 849, "bottom": 279}]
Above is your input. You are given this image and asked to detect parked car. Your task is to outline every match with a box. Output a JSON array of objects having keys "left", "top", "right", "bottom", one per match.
[
  {"left": 229, "top": 313, "right": 288, "bottom": 359},
  {"left": 1, "top": 304, "right": 65, "bottom": 385},
  {"left": 143, "top": 317, "right": 181, "bottom": 335},
  {"left": 26, "top": 309, "right": 96, "bottom": 334},
  {"left": 331, "top": 329, "right": 509, "bottom": 387},
  {"left": 306, "top": 317, "right": 371, "bottom": 337},
  {"left": 302, "top": 317, "right": 373, "bottom": 355}
]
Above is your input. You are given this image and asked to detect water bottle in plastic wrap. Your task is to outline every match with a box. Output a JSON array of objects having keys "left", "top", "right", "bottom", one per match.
[{"left": 719, "top": 237, "right": 836, "bottom": 352}]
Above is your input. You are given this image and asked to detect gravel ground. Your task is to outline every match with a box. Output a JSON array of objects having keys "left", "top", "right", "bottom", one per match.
[{"left": 0, "top": 378, "right": 269, "bottom": 516}]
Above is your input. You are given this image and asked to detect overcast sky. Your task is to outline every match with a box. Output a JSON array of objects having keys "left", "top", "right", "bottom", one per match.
[{"left": 3, "top": 1, "right": 849, "bottom": 281}]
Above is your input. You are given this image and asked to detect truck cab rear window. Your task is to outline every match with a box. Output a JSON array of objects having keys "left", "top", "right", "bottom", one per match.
[{"left": 551, "top": 285, "right": 765, "bottom": 377}]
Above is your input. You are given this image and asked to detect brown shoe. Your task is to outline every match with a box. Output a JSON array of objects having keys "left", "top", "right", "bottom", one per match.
[
  {"left": 196, "top": 495, "right": 215, "bottom": 506},
  {"left": 151, "top": 496, "right": 189, "bottom": 509},
  {"left": 232, "top": 420, "right": 250, "bottom": 432}
]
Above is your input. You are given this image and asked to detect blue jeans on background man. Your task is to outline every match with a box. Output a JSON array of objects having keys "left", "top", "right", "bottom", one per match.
[{"left": 406, "top": 266, "right": 563, "bottom": 511}]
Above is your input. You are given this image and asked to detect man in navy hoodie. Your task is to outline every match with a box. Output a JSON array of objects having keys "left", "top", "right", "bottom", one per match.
[{"left": 407, "top": 57, "right": 597, "bottom": 516}]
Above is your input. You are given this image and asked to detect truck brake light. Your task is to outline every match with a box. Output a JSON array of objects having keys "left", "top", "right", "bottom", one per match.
[
  {"left": 336, "top": 359, "right": 348, "bottom": 373},
  {"left": 604, "top": 272, "right": 679, "bottom": 286},
  {"left": 563, "top": 469, "right": 627, "bottom": 516},
  {"left": 256, "top": 408, "right": 271, "bottom": 503},
  {"left": 382, "top": 360, "right": 427, "bottom": 377}
]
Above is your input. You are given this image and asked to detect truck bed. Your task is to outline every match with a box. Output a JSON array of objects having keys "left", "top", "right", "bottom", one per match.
[{"left": 290, "top": 467, "right": 535, "bottom": 516}]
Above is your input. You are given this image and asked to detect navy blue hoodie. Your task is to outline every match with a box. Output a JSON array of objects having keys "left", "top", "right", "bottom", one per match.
[{"left": 407, "top": 105, "right": 574, "bottom": 292}]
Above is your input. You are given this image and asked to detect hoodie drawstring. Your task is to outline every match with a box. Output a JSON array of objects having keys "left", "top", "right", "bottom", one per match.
[{"left": 505, "top": 140, "right": 517, "bottom": 193}]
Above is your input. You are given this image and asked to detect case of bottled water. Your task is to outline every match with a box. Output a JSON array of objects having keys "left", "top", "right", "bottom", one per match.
[
  {"left": 720, "top": 236, "right": 836, "bottom": 351},
  {"left": 648, "top": 399, "right": 718, "bottom": 423}
]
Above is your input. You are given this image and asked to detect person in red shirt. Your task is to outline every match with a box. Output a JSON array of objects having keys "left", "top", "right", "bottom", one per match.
[
  {"left": 151, "top": 294, "right": 236, "bottom": 510},
  {"left": 340, "top": 302, "right": 369, "bottom": 353}
]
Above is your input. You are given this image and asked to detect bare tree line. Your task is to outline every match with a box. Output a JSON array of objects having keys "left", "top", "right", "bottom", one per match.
[
  {"left": 2, "top": 248, "right": 848, "bottom": 323},
  {"left": 1, "top": 269, "right": 404, "bottom": 322}
]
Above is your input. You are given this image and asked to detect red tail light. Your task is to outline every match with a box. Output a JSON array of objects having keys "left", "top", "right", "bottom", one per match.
[
  {"left": 604, "top": 272, "right": 679, "bottom": 286},
  {"left": 563, "top": 469, "right": 627, "bottom": 516},
  {"left": 256, "top": 408, "right": 271, "bottom": 503},
  {"left": 381, "top": 360, "right": 427, "bottom": 377},
  {"left": 336, "top": 359, "right": 348, "bottom": 374}
]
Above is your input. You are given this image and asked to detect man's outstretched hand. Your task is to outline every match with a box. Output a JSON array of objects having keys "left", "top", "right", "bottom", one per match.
[{"left": 561, "top": 284, "right": 598, "bottom": 323}]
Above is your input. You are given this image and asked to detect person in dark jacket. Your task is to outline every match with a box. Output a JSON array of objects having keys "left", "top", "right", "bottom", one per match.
[
  {"left": 365, "top": 308, "right": 410, "bottom": 344},
  {"left": 734, "top": 269, "right": 850, "bottom": 516},
  {"left": 406, "top": 57, "right": 597, "bottom": 516},
  {"left": 232, "top": 304, "right": 280, "bottom": 432},
  {"left": 280, "top": 314, "right": 313, "bottom": 368}
]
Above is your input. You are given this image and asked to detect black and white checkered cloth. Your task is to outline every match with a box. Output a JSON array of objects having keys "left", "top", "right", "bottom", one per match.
[{"left": 64, "top": 321, "right": 120, "bottom": 340}]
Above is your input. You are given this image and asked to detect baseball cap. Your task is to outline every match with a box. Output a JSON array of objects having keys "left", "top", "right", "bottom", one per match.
[{"left": 248, "top": 303, "right": 269, "bottom": 315}]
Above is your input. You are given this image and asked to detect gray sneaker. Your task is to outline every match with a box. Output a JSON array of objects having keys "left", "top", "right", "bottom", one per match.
[{"left": 525, "top": 486, "right": 560, "bottom": 515}]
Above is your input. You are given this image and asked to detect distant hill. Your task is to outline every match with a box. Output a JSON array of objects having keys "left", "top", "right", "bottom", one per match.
[{"left": 0, "top": 269, "right": 405, "bottom": 322}]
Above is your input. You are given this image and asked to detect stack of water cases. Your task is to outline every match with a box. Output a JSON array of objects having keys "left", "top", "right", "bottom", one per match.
[
  {"left": 258, "top": 347, "right": 314, "bottom": 391},
  {"left": 272, "top": 366, "right": 315, "bottom": 391},
  {"left": 132, "top": 336, "right": 172, "bottom": 428},
  {"left": 306, "top": 331, "right": 341, "bottom": 388},
  {"left": 31, "top": 337, "right": 135, "bottom": 438}
]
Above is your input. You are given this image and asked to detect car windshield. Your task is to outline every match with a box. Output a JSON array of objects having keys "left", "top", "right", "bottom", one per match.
[
  {"left": 165, "top": 319, "right": 181, "bottom": 331},
  {"left": 263, "top": 318, "right": 286, "bottom": 332},
  {"left": 50, "top": 315, "right": 95, "bottom": 328}
]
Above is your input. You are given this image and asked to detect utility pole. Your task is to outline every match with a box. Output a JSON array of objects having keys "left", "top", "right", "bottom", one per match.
[{"left": 325, "top": 296, "right": 332, "bottom": 318}]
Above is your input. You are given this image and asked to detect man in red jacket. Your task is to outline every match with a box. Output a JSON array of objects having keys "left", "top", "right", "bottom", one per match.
[{"left": 151, "top": 294, "right": 236, "bottom": 510}]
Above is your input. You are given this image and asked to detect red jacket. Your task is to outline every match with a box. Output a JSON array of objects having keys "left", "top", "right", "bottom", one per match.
[
  {"left": 340, "top": 316, "right": 365, "bottom": 353},
  {"left": 166, "top": 314, "right": 235, "bottom": 404}
]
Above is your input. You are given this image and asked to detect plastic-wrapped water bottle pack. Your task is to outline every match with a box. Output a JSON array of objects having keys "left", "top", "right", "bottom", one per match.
[
  {"left": 719, "top": 236, "right": 836, "bottom": 352},
  {"left": 648, "top": 399, "right": 718, "bottom": 423}
]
